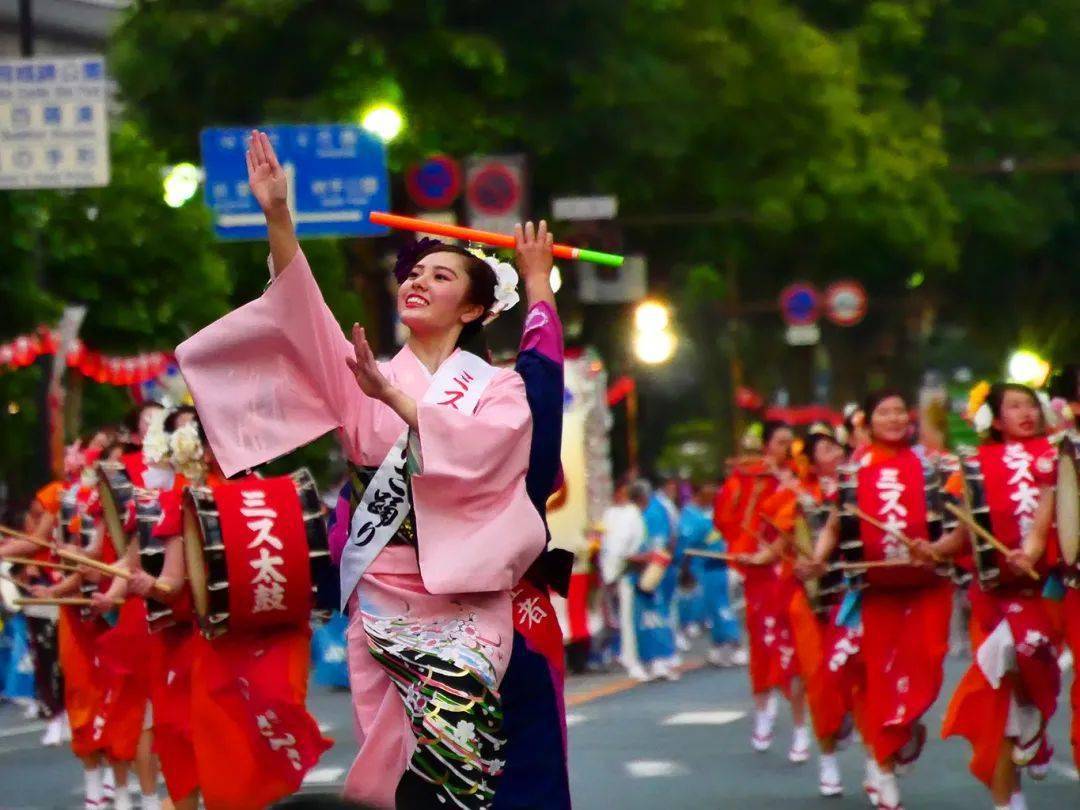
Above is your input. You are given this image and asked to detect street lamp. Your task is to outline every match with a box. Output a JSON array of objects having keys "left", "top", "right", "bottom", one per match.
[
  {"left": 1007, "top": 349, "right": 1051, "bottom": 387},
  {"left": 163, "top": 162, "right": 201, "bottom": 208},
  {"left": 633, "top": 330, "right": 677, "bottom": 365},
  {"left": 360, "top": 103, "right": 405, "bottom": 143},
  {"left": 632, "top": 300, "right": 676, "bottom": 365},
  {"left": 634, "top": 300, "right": 670, "bottom": 333}
]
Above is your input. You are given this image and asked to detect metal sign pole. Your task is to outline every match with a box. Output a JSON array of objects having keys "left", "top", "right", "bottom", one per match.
[{"left": 18, "top": 0, "right": 34, "bottom": 57}]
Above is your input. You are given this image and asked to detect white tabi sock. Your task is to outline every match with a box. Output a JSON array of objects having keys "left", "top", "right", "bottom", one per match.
[
  {"left": 84, "top": 767, "right": 104, "bottom": 804},
  {"left": 112, "top": 785, "right": 132, "bottom": 810},
  {"left": 140, "top": 793, "right": 162, "bottom": 810},
  {"left": 1009, "top": 792, "right": 1028, "bottom": 810},
  {"left": 876, "top": 772, "right": 900, "bottom": 809}
]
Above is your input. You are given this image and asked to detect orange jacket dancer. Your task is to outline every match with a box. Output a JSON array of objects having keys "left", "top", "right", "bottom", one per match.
[{"left": 714, "top": 422, "right": 809, "bottom": 762}]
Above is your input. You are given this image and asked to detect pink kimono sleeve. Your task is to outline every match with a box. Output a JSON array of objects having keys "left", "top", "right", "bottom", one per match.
[
  {"left": 411, "top": 369, "right": 547, "bottom": 595},
  {"left": 175, "top": 248, "right": 371, "bottom": 477},
  {"left": 518, "top": 301, "right": 564, "bottom": 365}
]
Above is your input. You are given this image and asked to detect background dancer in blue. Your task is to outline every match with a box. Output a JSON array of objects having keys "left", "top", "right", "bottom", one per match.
[
  {"left": 632, "top": 482, "right": 680, "bottom": 681},
  {"left": 680, "top": 481, "right": 745, "bottom": 667}
]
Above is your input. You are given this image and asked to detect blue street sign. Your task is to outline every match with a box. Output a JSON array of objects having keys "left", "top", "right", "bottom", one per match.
[
  {"left": 778, "top": 282, "right": 820, "bottom": 326},
  {"left": 200, "top": 125, "right": 391, "bottom": 240}
]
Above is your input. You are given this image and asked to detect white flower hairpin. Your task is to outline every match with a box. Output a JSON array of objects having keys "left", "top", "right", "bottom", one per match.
[
  {"left": 467, "top": 247, "right": 520, "bottom": 324},
  {"left": 972, "top": 403, "right": 994, "bottom": 435},
  {"left": 169, "top": 421, "right": 208, "bottom": 482},
  {"left": 142, "top": 408, "right": 170, "bottom": 466}
]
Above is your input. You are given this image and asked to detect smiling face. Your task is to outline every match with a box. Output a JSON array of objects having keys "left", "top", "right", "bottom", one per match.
[
  {"left": 994, "top": 388, "right": 1042, "bottom": 441},
  {"left": 397, "top": 251, "right": 486, "bottom": 338},
  {"left": 869, "top": 395, "right": 910, "bottom": 444}
]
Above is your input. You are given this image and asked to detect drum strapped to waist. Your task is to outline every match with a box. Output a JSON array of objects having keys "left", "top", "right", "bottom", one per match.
[
  {"left": 836, "top": 464, "right": 868, "bottom": 593},
  {"left": 945, "top": 452, "right": 1007, "bottom": 591},
  {"left": 97, "top": 460, "right": 134, "bottom": 557},
  {"left": 926, "top": 455, "right": 970, "bottom": 587},
  {"left": 1056, "top": 434, "right": 1079, "bottom": 572},
  {"left": 798, "top": 500, "right": 844, "bottom": 617},
  {"left": 75, "top": 512, "right": 103, "bottom": 621},
  {"left": 129, "top": 488, "right": 177, "bottom": 633},
  {"left": 837, "top": 457, "right": 946, "bottom": 590},
  {"left": 59, "top": 487, "right": 80, "bottom": 546},
  {"left": 181, "top": 469, "right": 331, "bottom": 639}
]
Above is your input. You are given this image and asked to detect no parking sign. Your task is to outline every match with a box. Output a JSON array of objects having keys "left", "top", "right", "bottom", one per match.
[
  {"left": 465, "top": 154, "right": 526, "bottom": 233},
  {"left": 406, "top": 154, "right": 461, "bottom": 209},
  {"left": 778, "top": 283, "right": 821, "bottom": 326}
]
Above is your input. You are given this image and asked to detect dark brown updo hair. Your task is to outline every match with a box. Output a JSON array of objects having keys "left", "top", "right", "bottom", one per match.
[
  {"left": 396, "top": 239, "right": 498, "bottom": 358},
  {"left": 986, "top": 382, "right": 1043, "bottom": 442}
]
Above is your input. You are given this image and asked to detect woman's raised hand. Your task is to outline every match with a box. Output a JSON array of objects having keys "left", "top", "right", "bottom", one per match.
[
  {"left": 514, "top": 221, "right": 554, "bottom": 282},
  {"left": 346, "top": 324, "right": 392, "bottom": 402},
  {"left": 246, "top": 129, "right": 288, "bottom": 214}
]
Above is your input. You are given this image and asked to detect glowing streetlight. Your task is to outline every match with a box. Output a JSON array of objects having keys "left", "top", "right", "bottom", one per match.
[
  {"left": 1007, "top": 349, "right": 1051, "bottom": 387},
  {"left": 360, "top": 103, "right": 405, "bottom": 143},
  {"left": 634, "top": 330, "right": 677, "bottom": 365},
  {"left": 634, "top": 300, "right": 670, "bottom": 333},
  {"left": 163, "top": 162, "right": 201, "bottom": 208}
]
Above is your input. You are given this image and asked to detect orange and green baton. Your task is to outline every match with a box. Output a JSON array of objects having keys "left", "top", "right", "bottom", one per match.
[{"left": 368, "top": 211, "right": 624, "bottom": 267}]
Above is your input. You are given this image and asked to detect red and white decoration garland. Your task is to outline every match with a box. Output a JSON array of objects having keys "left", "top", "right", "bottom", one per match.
[{"left": 0, "top": 327, "right": 171, "bottom": 386}]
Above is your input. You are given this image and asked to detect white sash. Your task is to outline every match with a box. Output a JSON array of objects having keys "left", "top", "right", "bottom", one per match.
[{"left": 339, "top": 350, "right": 498, "bottom": 609}]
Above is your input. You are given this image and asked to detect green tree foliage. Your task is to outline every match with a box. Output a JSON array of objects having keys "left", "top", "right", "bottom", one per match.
[
  {"left": 8, "top": 0, "right": 1073, "bottom": 491},
  {"left": 1, "top": 121, "right": 231, "bottom": 348},
  {"left": 796, "top": 0, "right": 1080, "bottom": 361},
  {"left": 0, "top": 121, "right": 232, "bottom": 497}
]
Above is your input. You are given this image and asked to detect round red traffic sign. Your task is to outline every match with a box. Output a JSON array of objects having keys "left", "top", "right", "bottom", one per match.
[
  {"left": 824, "top": 280, "right": 868, "bottom": 326},
  {"left": 467, "top": 162, "right": 521, "bottom": 216},
  {"left": 778, "top": 283, "right": 820, "bottom": 326},
  {"left": 406, "top": 154, "right": 461, "bottom": 209}
]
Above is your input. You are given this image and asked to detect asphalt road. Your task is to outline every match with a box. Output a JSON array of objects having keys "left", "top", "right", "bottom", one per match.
[{"left": 0, "top": 654, "right": 1076, "bottom": 808}]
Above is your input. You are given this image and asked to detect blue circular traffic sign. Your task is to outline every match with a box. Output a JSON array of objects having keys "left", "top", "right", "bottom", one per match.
[
  {"left": 779, "top": 283, "right": 820, "bottom": 326},
  {"left": 406, "top": 154, "right": 462, "bottom": 209}
]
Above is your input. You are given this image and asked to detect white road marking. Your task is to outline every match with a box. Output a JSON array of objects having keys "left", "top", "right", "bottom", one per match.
[
  {"left": 303, "top": 766, "right": 345, "bottom": 785},
  {"left": 625, "top": 760, "right": 689, "bottom": 778},
  {"left": 0, "top": 722, "right": 45, "bottom": 739},
  {"left": 318, "top": 721, "right": 334, "bottom": 733},
  {"left": 662, "top": 710, "right": 746, "bottom": 726},
  {"left": 565, "top": 712, "right": 589, "bottom": 727},
  {"left": 1051, "top": 760, "right": 1079, "bottom": 781}
]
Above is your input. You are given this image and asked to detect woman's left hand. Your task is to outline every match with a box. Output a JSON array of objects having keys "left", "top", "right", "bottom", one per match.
[
  {"left": 346, "top": 324, "right": 393, "bottom": 401},
  {"left": 514, "top": 221, "right": 555, "bottom": 283}
]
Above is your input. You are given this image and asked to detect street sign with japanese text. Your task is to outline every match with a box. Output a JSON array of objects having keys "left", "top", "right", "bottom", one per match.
[
  {"left": 0, "top": 56, "right": 109, "bottom": 190},
  {"left": 200, "top": 124, "right": 390, "bottom": 240}
]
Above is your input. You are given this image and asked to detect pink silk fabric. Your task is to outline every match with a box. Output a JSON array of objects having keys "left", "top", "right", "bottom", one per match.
[{"left": 176, "top": 248, "right": 547, "bottom": 806}]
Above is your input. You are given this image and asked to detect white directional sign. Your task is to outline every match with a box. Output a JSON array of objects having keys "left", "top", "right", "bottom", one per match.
[{"left": 0, "top": 56, "right": 110, "bottom": 190}]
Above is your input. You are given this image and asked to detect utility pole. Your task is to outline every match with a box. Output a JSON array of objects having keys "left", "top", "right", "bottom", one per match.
[
  {"left": 725, "top": 253, "right": 744, "bottom": 453},
  {"left": 19, "top": 0, "right": 34, "bottom": 57}
]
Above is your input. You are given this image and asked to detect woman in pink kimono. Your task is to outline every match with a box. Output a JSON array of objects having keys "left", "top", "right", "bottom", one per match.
[{"left": 176, "top": 131, "right": 547, "bottom": 809}]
